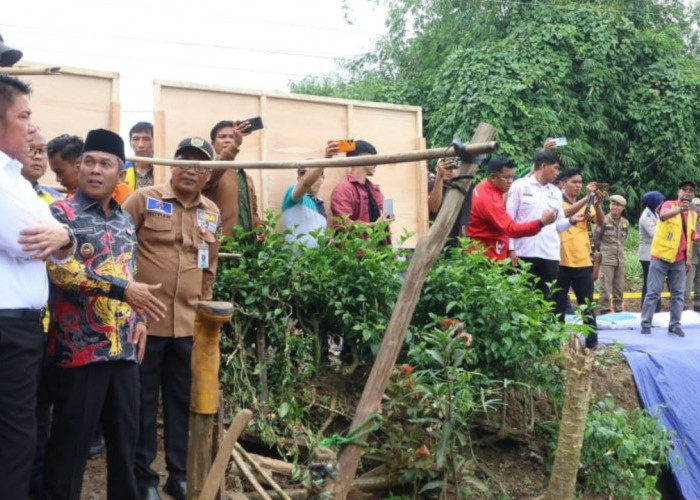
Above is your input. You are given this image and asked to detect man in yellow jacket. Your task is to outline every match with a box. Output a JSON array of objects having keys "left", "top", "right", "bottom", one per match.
[{"left": 641, "top": 180, "right": 699, "bottom": 336}]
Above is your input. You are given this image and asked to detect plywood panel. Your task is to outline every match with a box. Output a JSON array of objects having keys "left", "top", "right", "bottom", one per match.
[
  {"left": 17, "top": 65, "right": 119, "bottom": 186},
  {"left": 155, "top": 81, "right": 425, "bottom": 246}
]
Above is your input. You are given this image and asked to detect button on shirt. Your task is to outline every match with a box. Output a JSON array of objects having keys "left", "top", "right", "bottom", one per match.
[
  {"left": 0, "top": 151, "right": 61, "bottom": 309},
  {"left": 121, "top": 185, "right": 221, "bottom": 338},
  {"left": 506, "top": 176, "right": 571, "bottom": 260}
]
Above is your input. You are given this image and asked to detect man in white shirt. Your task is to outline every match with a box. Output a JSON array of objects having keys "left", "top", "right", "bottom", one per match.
[
  {"left": 506, "top": 150, "right": 585, "bottom": 300},
  {"left": 0, "top": 74, "right": 75, "bottom": 499}
]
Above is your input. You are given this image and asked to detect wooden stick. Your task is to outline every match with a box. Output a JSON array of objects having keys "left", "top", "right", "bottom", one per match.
[
  {"left": 242, "top": 475, "right": 402, "bottom": 499},
  {"left": 126, "top": 141, "right": 498, "bottom": 170},
  {"left": 234, "top": 443, "right": 292, "bottom": 500},
  {"left": 198, "top": 409, "right": 254, "bottom": 500},
  {"left": 0, "top": 66, "right": 61, "bottom": 75},
  {"left": 326, "top": 123, "right": 498, "bottom": 499},
  {"left": 232, "top": 449, "right": 272, "bottom": 500}
]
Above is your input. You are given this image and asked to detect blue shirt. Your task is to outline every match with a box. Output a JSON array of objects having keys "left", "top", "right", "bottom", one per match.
[{"left": 281, "top": 183, "right": 327, "bottom": 247}]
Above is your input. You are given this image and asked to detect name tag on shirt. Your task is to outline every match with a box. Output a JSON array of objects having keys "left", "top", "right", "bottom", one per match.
[
  {"left": 196, "top": 209, "right": 219, "bottom": 234},
  {"left": 146, "top": 197, "right": 173, "bottom": 216}
]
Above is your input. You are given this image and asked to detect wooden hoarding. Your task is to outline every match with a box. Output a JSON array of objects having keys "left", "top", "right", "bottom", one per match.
[
  {"left": 154, "top": 81, "right": 427, "bottom": 246},
  {"left": 17, "top": 64, "right": 120, "bottom": 186}
]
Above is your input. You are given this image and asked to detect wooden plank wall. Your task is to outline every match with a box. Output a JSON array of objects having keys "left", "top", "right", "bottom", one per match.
[{"left": 154, "top": 81, "right": 427, "bottom": 246}]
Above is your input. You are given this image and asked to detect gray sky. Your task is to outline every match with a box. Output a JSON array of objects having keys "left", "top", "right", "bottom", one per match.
[{"left": 3, "top": 0, "right": 387, "bottom": 142}]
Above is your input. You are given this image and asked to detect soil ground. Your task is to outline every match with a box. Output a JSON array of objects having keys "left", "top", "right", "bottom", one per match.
[{"left": 79, "top": 297, "right": 676, "bottom": 499}]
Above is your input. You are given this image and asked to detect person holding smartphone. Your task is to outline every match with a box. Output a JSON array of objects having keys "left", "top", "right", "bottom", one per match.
[
  {"left": 329, "top": 139, "right": 393, "bottom": 245},
  {"left": 428, "top": 157, "right": 469, "bottom": 247}
]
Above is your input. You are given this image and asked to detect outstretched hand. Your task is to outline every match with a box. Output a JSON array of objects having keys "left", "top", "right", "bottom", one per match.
[{"left": 19, "top": 221, "right": 71, "bottom": 260}]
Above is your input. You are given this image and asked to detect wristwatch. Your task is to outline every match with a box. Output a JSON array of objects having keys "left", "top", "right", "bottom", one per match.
[{"left": 59, "top": 225, "right": 76, "bottom": 251}]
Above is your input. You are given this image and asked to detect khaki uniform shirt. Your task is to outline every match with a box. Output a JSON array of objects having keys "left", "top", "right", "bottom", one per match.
[
  {"left": 595, "top": 214, "right": 629, "bottom": 266},
  {"left": 202, "top": 144, "right": 263, "bottom": 237},
  {"left": 122, "top": 184, "right": 221, "bottom": 338}
]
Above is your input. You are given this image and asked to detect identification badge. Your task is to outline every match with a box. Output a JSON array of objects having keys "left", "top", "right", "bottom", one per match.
[{"left": 198, "top": 242, "right": 209, "bottom": 269}]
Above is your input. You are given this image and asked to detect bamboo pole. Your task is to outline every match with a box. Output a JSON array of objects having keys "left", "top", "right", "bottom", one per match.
[
  {"left": 0, "top": 66, "right": 61, "bottom": 75},
  {"left": 187, "top": 301, "right": 234, "bottom": 500},
  {"left": 125, "top": 141, "right": 498, "bottom": 170},
  {"left": 234, "top": 443, "right": 291, "bottom": 500},
  {"left": 232, "top": 449, "right": 272, "bottom": 500},
  {"left": 544, "top": 334, "right": 596, "bottom": 500},
  {"left": 326, "top": 123, "right": 498, "bottom": 499}
]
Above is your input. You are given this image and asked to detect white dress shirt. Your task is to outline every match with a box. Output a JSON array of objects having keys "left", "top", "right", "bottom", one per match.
[
  {"left": 506, "top": 175, "right": 571, "bottom": 260},
  {"left": 0, "top": 150, "right": 60, "bottom": 309}
]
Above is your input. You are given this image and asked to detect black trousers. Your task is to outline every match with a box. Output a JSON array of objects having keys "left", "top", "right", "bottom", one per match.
[
  {"left": 0, "top": 316, "right": 45, "bottom": 500},
  {"left": 554, "top": 265, "right": 598, "bottom": 348},
  {"left": 31, "top": 361, "right": 55, "bottom": 499},
  {"left": 44, "top": 361, "right": 140, "bottom": 500},
  {"left": 520, "top": 257, "right": 560, "bottom": 301},
  {"left": 135, "top": 336, "right": 193, "bottom": 486}
]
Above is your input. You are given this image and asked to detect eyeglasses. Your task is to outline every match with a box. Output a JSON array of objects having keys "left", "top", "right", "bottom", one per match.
[
  {"left": 173, "top": 165, "right": 210, "bottom": 174},
  {"left": 30, "top": 148, "right": 47, "bottom": 156}
]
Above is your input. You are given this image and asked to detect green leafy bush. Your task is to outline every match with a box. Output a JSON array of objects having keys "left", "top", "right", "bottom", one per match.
[{"left": 545, "top": 394, "right": 675, "bottom": 499}]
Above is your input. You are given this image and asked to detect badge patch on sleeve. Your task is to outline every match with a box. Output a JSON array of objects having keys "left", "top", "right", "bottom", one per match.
[
  {"left": 146, "top": 197, "right": 173, "bottom": 216},
  {"left": 197, "top": 210, "right": 219, "bottom": 233}
]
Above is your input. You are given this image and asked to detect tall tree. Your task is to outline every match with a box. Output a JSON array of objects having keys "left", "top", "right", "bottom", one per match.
[{"left": 292, "top": 0, "right": 700, "bottom": 212}]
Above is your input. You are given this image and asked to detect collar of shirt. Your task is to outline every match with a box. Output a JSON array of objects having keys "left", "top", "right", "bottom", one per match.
[
  {"left": 162, "top": 184, "right": 204, "bottom": 208},
  {"left": 74, "top": 188, "right": 122, "bottom": 214},
  {"left": 0, "top": 150, "right": 20, "bottom": 175}
]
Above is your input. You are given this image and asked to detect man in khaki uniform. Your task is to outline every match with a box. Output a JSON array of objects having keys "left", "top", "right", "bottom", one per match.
[
  {"left": 122, "top": 137, "right": 221, "bottom": 500},
  {"left": 594, "top": 194, "right": 629, "bottom": 312}
]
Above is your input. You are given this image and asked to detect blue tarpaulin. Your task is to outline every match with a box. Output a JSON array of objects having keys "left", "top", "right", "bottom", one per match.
[{"left": 598, "top": 323, "right": 700, "bottom": 499}]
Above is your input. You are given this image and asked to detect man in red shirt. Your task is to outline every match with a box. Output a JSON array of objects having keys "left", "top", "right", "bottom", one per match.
[{"left": 466, "top": 156, "right": 556, "bottom": 260}]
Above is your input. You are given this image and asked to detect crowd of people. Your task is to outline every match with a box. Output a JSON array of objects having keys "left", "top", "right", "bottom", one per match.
[{"left": 2, "top": 32, "right": 700, "bottom": 500}]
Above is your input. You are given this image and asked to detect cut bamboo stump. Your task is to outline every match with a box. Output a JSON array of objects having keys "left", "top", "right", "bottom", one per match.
[
  {"left": 187, "top": 301, "right": 234, "bottom": 500},
  {"left": 544, "top": 334, "right": 596, "bottom": 500},
  {"left": 326, "top": 124, "right": 498, "bottom": 499}
]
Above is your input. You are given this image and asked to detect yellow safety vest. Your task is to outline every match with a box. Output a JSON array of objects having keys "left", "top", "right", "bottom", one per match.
[
  {"left": 650, "top": 201, "right": 697, "bottom": 263},
  {"left": 124, "top": 164, "right": 136, "bottom": 190}
]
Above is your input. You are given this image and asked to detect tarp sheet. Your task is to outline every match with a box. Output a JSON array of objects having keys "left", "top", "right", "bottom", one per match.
[{"left": 598, "top": 319, "right": 700, "bottom": 499}]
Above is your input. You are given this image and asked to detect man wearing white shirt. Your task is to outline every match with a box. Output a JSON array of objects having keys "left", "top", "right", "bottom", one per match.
[
  {"left": 506, "top": 150, "right": 585, "bottom": 300},
  {"left": 0, "top": 74, "right": 75, "bottom": 500}
]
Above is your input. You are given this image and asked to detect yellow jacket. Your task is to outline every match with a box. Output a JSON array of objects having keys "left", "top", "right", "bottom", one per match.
[
  {"left": 650, "top": 201, "right": 697, "bottom": 263},
  {"left": 124, "top": 163, "right": 136, "bottom": 190}
]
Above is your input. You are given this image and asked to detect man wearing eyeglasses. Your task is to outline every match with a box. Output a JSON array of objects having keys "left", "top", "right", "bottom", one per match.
[
  {"left": 122, "top": 137, "right": 221, "bottom": 500},
  {"left": 20, "top": 129, "right": 63, "bottom": 204}
]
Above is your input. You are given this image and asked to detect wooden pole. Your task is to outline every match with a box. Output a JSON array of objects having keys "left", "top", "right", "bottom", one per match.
[
  {"left": 126, "top": 141, "right": 498, "bottom": 170},
  {"left": 327, "top": 123, "right": 498, "bottom": 499},
  {"left": 198, "top": 409, "right": 254, "bottom": 500},
  {"left": 187, "top": 301, "right": 234, "bottom": 500}
]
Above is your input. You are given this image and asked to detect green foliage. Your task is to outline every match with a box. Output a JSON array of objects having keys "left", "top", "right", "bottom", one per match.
[
  {"left": 291, "top": 0, "right": 700, "bottom": 216},
  {"left": 413, "top": 245, "right": 568, "bottom": 387},
  {"left": 544, "top": 394, "right": 674, "bottom": 499},
  {"left": 623, "top": 226, "right": 643, "bottom": 289},
  {"left": 379, "top": 324, "right": 497, "bottom": 498}
]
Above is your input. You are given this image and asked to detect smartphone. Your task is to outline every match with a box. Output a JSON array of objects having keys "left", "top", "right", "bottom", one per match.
[
  {"left": 241, "top": 116, "right": 263, "bottom": 132},
  {"left": 333, "top": 139, "right": 356, "bottom": 153},
  {"left": 382, "top": 199, "right": 394, "bottom": 219},
  {"left": 553, "top": 137, "right": 567, "bottom": 147},
  {"left": 446, "top": 157, "right": 460, "bottom": 170}
]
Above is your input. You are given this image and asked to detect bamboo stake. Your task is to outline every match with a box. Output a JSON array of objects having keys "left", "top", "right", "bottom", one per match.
[
  {"left": 326, "top": 123, "right": 498, "bottom": 499},
  {"left": 234, "top": 443, "right": 292, "bottom": 500},
  {"left": 126, "top": 141, "right": 498, "bottom": 170},
  {"left": 0, "top": 66, "right": 60, "bottom": 75},
  {"left": 232, "top": 449, "right": 272, "bottom": 500}
]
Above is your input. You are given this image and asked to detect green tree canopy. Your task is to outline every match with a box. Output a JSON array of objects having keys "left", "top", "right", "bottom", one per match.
[{"left": 291, "top": 0, "right": 700, "bottom": 214}]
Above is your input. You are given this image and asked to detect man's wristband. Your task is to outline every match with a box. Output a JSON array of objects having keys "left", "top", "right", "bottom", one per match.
[
  {"left": 568, "top": 217, "right": 575, "bottom": 225},
  {"left": 59, "top": 225, "right": 76, "bottom": 251},
  {"left": 537, "top": 219, "right": 544, "bottom": 228}
]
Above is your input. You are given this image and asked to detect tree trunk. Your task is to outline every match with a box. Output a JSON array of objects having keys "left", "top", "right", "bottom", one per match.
[{"left": 544, "top": 334, "right": 596, "bottom": 500}]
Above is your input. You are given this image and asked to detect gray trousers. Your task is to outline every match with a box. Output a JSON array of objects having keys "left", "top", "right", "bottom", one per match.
[
  {"left": 641, "top": 259, "right": 686, "bottom": 330},
  {"left": 684, "top": 263, "right": 700, "bottom": 307}
]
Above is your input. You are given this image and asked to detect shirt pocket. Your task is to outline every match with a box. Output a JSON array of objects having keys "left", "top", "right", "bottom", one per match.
[{"left": 143, "top": 215, "right": 173, "bottom": 244}]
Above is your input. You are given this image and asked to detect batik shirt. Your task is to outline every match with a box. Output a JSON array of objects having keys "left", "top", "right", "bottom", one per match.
[{"left": 47, "top": 190, "right": 139, "bottom": 368}]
